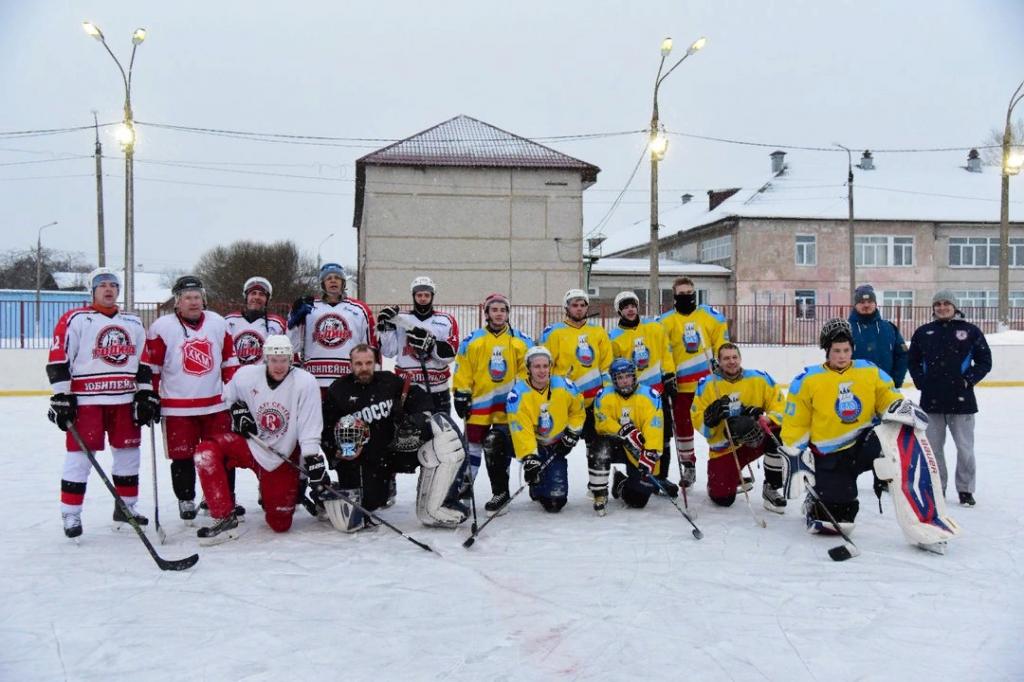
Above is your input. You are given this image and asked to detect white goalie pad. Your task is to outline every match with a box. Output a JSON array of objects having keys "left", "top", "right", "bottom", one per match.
[
  {"left": 416, "top": 414, "right": 467, "bottom": 528},
  {"left": 324, "top": 489, "right": 366, "bottom": 533},
  {"left": 874, "top": 421, "right": 960, "bottom": 548},
  {"left": 881, "top": 398, "right": 929, "bottom": 431}
]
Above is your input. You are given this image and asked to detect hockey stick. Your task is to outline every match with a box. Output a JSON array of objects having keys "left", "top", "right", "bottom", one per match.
[
  {"left": 463, "top": 452, "right": 558, "bottom": 549},
  {"left": 647, "top": 473, "right": 704, "bottom": 539},
  {"left": 149, "top": 425, "right": 166, "bottom": 544},
  {"left": 67, "top": 424, "right": 199, "bottom": 571},
  {"left": 756, "top": 417, "right": 860, "bottom": 561},
  {"left": 250, "top": 435, "right": 439, "bottom": 555},
  {"left": 700, "top": 346, "right": 767, "bottom": 529}
]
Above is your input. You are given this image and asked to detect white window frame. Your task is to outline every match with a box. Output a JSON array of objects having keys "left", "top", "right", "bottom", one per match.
[
  {"left": 948, "top": 236, "right": 1024, "bottom": 268},
  {"left": 700, "top": 235, "right": 732, "bottom": 263},
  {"left": 795, "top": 234, "right": 816, "bottom": 266},
  {"left": 795, "top": 289, "right": 817, "bottom": 320},
  {"left": 881, "top": 290, "right": 914, "bottom": 307},
  {"left": 855, "top": 234, "right": 914, "bottom": 267}
]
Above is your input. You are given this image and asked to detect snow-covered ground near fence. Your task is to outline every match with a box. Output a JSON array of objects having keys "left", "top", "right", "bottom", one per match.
[{"left": 1, "top": 390, "right": 1021, "bottom": 681}]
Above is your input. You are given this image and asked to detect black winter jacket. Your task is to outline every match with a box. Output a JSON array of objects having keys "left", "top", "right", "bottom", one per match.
[{"left": 907, "top": 314, "right": 991, "bottom": 414}]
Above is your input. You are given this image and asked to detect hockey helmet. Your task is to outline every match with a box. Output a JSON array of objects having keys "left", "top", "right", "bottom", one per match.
[
  {"left": 614, "top": 290, "right": 640, "bottom": 312},
  {"left": 334, "top": 414, "right": 371, "bottom": 461},
  {"left": 563, "top": 288, "right": 590, "bottom": 308},
  {"left": 87, "top": 267, "right": 120, "bottom": 292},
  {"left": 410, "top": 276, "right": 436, "bottom": 295},
  {"left": 524, "top": 345, "right": 552, "bottom": 369},
  {"left": 610, "top": 357, "right": 638, "bottom": 396},
  {"left": 483, "top": 292, "right": 509, "bottom": 311},
  {"left": 172, "top": 275, "right": 205, "bottom": 299},
  {"left": 243, "top": 276, "right": 272, "bottom": 300},
  {"left": 319, "top": 262, "right": 347, "bottom": 284},
  {"left": 819, "top": 318, "right": 854, "bottom": 350},
  {"left": 262, "top": 334, "right": 292, "bottom": 358}
]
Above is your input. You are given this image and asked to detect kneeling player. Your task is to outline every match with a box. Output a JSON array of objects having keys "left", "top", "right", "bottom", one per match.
[
  {"left": 506, "top": 347, "right": 584, "bottom": 513},
  {"left": 691, "top": 343, "right": 787, "bottom": 512},
  {"left": 193, "top": 335, "right": 323, "bottom": 544},
  {"left": 592, "top": 359, "right": 664, "bottom": 513}
]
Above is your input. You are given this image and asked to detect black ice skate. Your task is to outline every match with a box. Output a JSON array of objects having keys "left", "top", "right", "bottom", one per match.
[
  {"left": 762, "top": 483, "right": 787, "bottom": 514},
  {"left": 63, "top": 511, "right": 83, "bottom": 539},
  {"left": 112, "top": 502, "right": 149, "bottom": 531},
  {"left": 197, "top": 514, "right": 243, "bottom": 546},
  {"left": 484, "top": 491, "right": 510, "bottom": 515}
]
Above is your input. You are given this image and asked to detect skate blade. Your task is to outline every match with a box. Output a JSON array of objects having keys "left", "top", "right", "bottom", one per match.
[
  {"left": 917, "top": 541, "right": 947, "bottom": 555},
  {"left": 762, "top": 502, "right": 786, "bottom": 515},
  {"left": 594, "top": 507, "right": 607, "bottom": 517},
  {"left": 198, "top": 526, "right": 246, "bottom": 546},
  {"left": 111, "top": 521, "right": 149, "bottom": 533}
]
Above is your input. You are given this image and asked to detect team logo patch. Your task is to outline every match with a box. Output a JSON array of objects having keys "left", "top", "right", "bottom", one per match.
[
  {"left": 313, "top": 314, "right": 352, "bottom": 348},
  {"left": 834, "top": 381, "right": 862, "bottom": 423},
  {"left": 257, "top": 403, "right": 289, "bottom": 437},
  {"left": 955, "top": 330, "right": 968, "bottom": 341},
  {"left": 537, "top": 403, "right": 554, "bottom": 436},
  {"left": 489, "top": 346, "right": 508, "bottom": 381},
  {"left": 683, "top": 323, "right": 701, "bottom": 354},
  {"left": 181, "top": 337, "right": 215, "bottom": 376},
  {"left": 92, "top": 325, "right": 135, "bottom": 366},
  {"left": 575, "top": 335, "right": 595, "bottom": 367},
  {"left": 234, "top": 330, "right": 265, "bottom": 365},
  {"left": 632, "top": 338, "right": 650, "bottom": 369}
]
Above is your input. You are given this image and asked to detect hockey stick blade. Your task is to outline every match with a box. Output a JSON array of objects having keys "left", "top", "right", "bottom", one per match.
[
  {"left": 647, "top": 474, "right": 703, "bottom": 540},
  {"left": 462, "top": 455, "right": 560, "bottom": 549},
  {"left": 827, "top": 543, "right": 860, "bottom": 561}
]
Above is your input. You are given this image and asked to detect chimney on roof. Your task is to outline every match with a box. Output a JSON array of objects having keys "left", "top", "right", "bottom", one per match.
[
  {"left": 680, "top": 193, "right": 693, "bottom": 204},
  {"left": 770, "top": 150, "right": 786, "bottom": 175},
  {"left": 966, "top": 148, "right": 982, "bottom": 173},
  {"left": 858, "top": 150, "right": 875, "bottom": 170}
]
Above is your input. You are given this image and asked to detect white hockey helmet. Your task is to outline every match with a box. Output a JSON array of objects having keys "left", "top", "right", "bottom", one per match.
[
  {"left": 410, "top": 276, "right": 436, "bottom": 295},
  {"left": 563, "top": 288, "right": 589, "bottom": 308},
  {"left": 87, "top": 267, "right": 120, "bottom": 292},
  {"left": 524, "top": 345, "right": 553, "bottom": 369},
  {"left": 262, "top": 334, "right": 293, "bottom": 358},
  {"left": 614, "top": 290, "right": 640, "bottom": 312},
  {"left": 243, "top": 276, "right": 272, "bottom": 299}
]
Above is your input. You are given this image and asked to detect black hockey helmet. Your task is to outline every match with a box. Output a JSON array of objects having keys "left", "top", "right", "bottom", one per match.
[
  {"left": 172, "top": 275, "right": 205, "bottom": 298},
  {"left": 819, "top": 318, "right": 854, "bottom": 350}
]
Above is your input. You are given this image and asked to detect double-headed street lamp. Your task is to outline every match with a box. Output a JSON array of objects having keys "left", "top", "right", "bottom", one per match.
[
  {"left": 834, "top": 143, "right": 856, "bottom": 302},
  {"left": 998, "top": 79, "right": 1024, "bottom": 331},
  {"left": 649, "top": 35, "right": 706, "bottom": 315},
  {"left": 35, "top": 221, "right": 58, "bottom": 338},
  {"left": 82, "top": 21, "right": 146, "bottom": 311}
]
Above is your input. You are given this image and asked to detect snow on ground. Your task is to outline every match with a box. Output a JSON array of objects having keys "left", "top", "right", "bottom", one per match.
[{"left": 1, "top": 390, "right": 1022, "bottom": 681}]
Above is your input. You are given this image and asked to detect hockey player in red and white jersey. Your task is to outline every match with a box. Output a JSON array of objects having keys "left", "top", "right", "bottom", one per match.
[
  {"left": 193, "top": 335, "right": 323, "bottom": 544},
  {"left": 47, "top": 268, "right": 160, "bottom": 538},
  {"left": 377, "top": 276, "right": 459, "bottom": 414},
  {"left": 287, "top": 262, "right": 376, "bottom": 392},
  {"left": 224, "top": 276, "right": 286, "bottom": 366},
  {"left": 146, "top": 275, "right": 239, "bottom": 524}
]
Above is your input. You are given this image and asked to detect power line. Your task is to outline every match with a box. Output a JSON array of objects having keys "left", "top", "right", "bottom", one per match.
[
  {"left": 586, "top": 143, "right": 647, "bottom": 237},
  {"left": 665, "top": 129, "right": 1002, "bottom": 154}
]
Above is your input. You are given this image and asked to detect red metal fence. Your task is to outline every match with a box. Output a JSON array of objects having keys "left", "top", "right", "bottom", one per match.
[{"left": 4, "top": 299, "right": 1022, "bottom": 350}]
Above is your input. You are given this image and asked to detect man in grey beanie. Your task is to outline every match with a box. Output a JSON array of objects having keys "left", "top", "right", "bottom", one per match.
[{"left": 907, "top": 289, "right": 992, "bottom": 505}]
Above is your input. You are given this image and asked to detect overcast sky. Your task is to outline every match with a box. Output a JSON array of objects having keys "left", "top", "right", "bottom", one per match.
[{"left": 2, "top": 1, "right": 1022, "bottom": 284}]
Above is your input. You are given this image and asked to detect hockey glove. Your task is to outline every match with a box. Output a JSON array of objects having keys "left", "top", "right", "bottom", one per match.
[
  {"left": 741, "top": 405, "right": 764, "bottom": 419},
  {"left": 522, "top": 455, "right": 543, "bottom": 485},
  {"left": 637, "top": 449, "right": 659, "bottom": 477},
  {"left": 726, "top": 414, "right": 763, "bottom": 446},
  {"left": 229, "top": 401, "right": 258, "bottom": 439},
  {"left": 617, "top": 424, "right": 646, "bottom": 456},
  {"left": 453, "top": 390, "right": 472, "bottom": 419},
  {"left": 304, "top": 454, "right": 331, "bottom": 495},
  {"left": 703, "top": 395, "right": 731, "bottom": 428},
  {"left": 287, "top": 296, "right": 314, "bottom": 330},
  {"left": 375, "top": 305, "right": 399, "bottom": 333},
  {"left": 47, "top": 393, "right": 77, "bottom": 432},
  {"left": 881, "top": 398, "right": 929, "bottom": 431},
  {"left": 661, "top": 373, "right": 677, "bottom": 397},
  {"left": 131, "top": 389, "right": 161, "bottom": 426},
  {"left": 779, "top": 445, "right": 815, "bottom": 499},
  {"left": 554, "top": 429, "right": 580, "bottom": 458},
  {"left": 406, "top": 326, "right": 435, "bottom": 354}
]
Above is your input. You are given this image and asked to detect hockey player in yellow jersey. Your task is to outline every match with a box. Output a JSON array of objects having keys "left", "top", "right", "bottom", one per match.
[
  {"left": 691, "top": 343, "right": 787, "bottom": 512},
  {"left": 506, "top": 346, "right": 585, "bottom": 513},
  {"left": 592, "top": 358, "right": 664, "bottom": 513},
  {"left": 658, "top": 277, "right": 729, "bottom": 491},
  {"left": 452, "top": 293, "right": 534, "bottom": 513}
]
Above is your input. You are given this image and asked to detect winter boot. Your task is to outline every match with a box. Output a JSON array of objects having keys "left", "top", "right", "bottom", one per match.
[
  {"left": 197, "top": 514, "right": 243, "bottom": 546},
  {"left": 762, "top": 483, "right": 787, "bottom": 514},
  {"left": 112, "top": 502, "right": 149, "bottom": 530},
  {"left": 958, "top": 492, "right": 976, "bottom": 507},
  {"left": 62, "top": 511, "right": 83, "bottom": 539}
]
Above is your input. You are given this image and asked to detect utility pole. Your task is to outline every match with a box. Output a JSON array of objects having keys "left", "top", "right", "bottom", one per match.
[
  {"left": 835, "top": 143, "right": 856, "bottom": 301},
  {"left": 93, "top": 111, "right": 106, "bottom": 267},
  {"left": 998, "top": 79, "right": 1024, "bottom": 332}
]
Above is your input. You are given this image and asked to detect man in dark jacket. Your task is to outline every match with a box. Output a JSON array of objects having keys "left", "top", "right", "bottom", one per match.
[
  {"left": 848, "top": 284, "right": 908, "bottom": 388},
  {"left": 907, "top": 289, "right": 992, "bottom": 506}
]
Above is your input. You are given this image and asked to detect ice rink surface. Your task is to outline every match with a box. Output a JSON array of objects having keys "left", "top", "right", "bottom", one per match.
[{"left": 1, "top": 390, "right": 1021, "bottom": 681}]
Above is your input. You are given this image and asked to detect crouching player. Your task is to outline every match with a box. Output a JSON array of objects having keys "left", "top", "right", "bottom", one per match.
[
  {"left": 691, "top": 343, "right": 787, "bottom": 512},
  {"left": 193, "top": 335, "right": 323, "bottom": 544},
  {"left": 591, "top": 359, "right": 664, "bottom": 513},
  {"left": 506, "top": 347, "right": 584, "bottom": 513}
]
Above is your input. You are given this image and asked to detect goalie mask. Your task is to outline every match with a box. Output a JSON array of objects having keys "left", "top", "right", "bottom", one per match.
[
  {"left": 334, "top": 414, "right": 370, "bottom": 460},
  {"left": 819, "top": 318, "right": 853, "bottom": 350}
]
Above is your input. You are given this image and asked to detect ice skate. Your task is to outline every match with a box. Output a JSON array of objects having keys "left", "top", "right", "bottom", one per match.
[
  {"left": 63, "top": 511, "right": 83, "bottom": 540},
  {"left": 112, "top": 502, "right": 149, "bottom": 531},
  {"left": 762, "top": 483, "right": 787, "bottom": 514},
  {"left": 197, "top": 514, "right": 243, "bottom": 546}
]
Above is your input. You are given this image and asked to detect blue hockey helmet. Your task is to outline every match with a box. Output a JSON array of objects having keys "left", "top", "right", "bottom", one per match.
[{"left": 610, "top": 358, "right": 637, "bottom": 396}]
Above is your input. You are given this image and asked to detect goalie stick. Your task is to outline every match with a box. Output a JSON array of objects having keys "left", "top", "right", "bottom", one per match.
[{"left": 67, "top": 424, "right": 199, "bottom": 571}]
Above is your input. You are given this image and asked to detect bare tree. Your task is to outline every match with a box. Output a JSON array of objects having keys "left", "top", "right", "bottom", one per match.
[
  {"left": 193, "top": 240, "right": 318, "bottom": 308},
  {"left": 0, "top": 248, "right": 92, "bottom": 290},
  {"left": 981, "top": 118, "right": 1024, "bottom": 166}
]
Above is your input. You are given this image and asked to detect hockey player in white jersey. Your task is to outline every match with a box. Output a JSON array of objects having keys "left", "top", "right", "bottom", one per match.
[
  {"left": 225, "top": 276, "right": 287, "bottom": 366},
  {"left": 287, "top": 262, "right": 376, "bottom": 393},
  {"left": 46, "top": 268, "right": 160, "bottom": 538},
  {"left": 377, "top": 276, "right": 459, "bottom": 414},
  {"left": 193, "top": 335, "right": 324, "bottom": 544}
]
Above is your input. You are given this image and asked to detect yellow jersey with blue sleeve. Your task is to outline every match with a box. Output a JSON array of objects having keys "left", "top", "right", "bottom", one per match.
[
  {"left": 537, "top": 320, "right": 612, "bottom": 407},
  {"left": 451, "top": 325, "right": 534, "bottom": 427},
  {"left": 506, "top": 376, "right": 585, "bottom": 459},
  {"left": 658, "top": 305, "right": 729, "bottom": 392},
  {"left": 594, "top": 385, "right": 664, "bottom": 473},
  {"left": 691, "top": 369, "right": 786, "bottom": 459},
  {"left": 608, "top": 319, "right": 675, "bottom": 393},
  {"left": 780, "top": 359, "right": 902, "bottom": 455}
]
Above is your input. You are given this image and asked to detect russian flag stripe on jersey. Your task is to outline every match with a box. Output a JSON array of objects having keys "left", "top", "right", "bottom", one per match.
[{"left": 897, "top": 425, "right": 954, "bottom": 533}]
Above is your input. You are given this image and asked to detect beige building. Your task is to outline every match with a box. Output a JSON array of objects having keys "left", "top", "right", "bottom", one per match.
[{"left": 353, "top": 115, "right": 599, "bottom": 305}]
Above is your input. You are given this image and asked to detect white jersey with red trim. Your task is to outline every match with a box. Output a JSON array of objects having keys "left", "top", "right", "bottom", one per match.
[
  {"left": 225, "top": 311, "right": 287, "bottom": 366},
  {"left": 46, "top": 306, "right": 151, "bottom": 406},
  {"left": 288, "top": 297, "right": 376, "bottom": 387},
  {"left": 378, "top": 310, "right": 459, "bottom": 393},
  {"left": 223, "top": 364, "right": 323, "bottom": 472},
  {"left": 146, "top": 311, "right": 239, "bottom": 417}
]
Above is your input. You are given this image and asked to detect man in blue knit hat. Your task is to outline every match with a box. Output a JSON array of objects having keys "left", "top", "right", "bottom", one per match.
[{"left": 848, "top": 284, "right": 908, "bottom": 388}]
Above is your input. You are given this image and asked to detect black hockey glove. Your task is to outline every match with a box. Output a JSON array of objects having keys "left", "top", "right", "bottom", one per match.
[
  {"left": 741, "top": 405, "right": 765, "bottom": 419},
  {"left": 229, "top": 401, "right": 257, "bottom": 439},
  {"left": 726, "top": 414, "right": 762, "bottom": 446},
  {"left": 522, "top": 455, "right": 544, "bottom": 485},
  {"left": 375, "top": 305, "right": 399, "bottom": 333},
  {"left": 453, "top": 390, "right": 472, "bottom": 419},
  {"left": 406, "top": 326, "right": 435, "bottom": 354},
  {"left": 703, "top": 395, "right": 731, "bottom": 428},
  {"left": 131, "top": 389, "right": 161, "bottom": 426},
  {"left": 661, "top": 373, "right": 677, "bottom": 397},
  {"left": 617, "top": 424, "right": 645, "bottom": 456},
  {"left": 554, "top": 429, "right": 580, "bottom": 458},
  {"left": 638, "top": 449, "right": 659, "bottom": 477},
  {"left": 287, "top": 296, "right": 314, "bottom": 330},
  {"left": 47, "top": 393, "right": 77, "bottom": 432}
]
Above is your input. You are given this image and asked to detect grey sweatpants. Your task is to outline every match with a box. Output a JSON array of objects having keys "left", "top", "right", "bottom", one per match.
[{"left": 925, "top": 413, "right": 976, "bottom": 495}]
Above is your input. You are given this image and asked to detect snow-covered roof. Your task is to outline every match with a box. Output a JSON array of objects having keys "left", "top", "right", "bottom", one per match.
[
  {"left": 52, "top": 271, "right": 172, "bottom": 304},
  {"left": 590, "top": 257, "right": 730, "bottom": 276}
]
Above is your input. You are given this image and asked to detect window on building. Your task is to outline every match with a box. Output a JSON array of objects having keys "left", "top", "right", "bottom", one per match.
[
  {"left": 795, "top": 289, "right": 816, "bottom": 320},
  {"left": 696, "top": 289, "right": 709, "bottom": 305},
  {"left": 881, "top": 290, "right": 914, "bottom": 307},
  {"left": 855, "top": 235, "right": 914, "bottom": 267},
  {"left": 700, "top": 236, "right": 732, "bottom": 263},
  {"left": 952, "top": 290, "right": 993, "bottom": 307},
  {"left": 1012, "top": 291, "right": 1024, "bottom": 308},
  {"left": 795, "top": 235, "right": 816, "bottom": 266},
  {"left": 948, "top": 237, "right": 1024, "bottom": 267}
]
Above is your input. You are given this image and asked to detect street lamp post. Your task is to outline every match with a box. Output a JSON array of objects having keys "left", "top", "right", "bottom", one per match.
[
  {"left": 83, "top": 21, "right": 146, "bottom": 311},
  {"left": 998, "top": 79, "right": 1024, "bottom": 332},
  {"left": 834, "top": 143, "right": 856, "bottom": 302},
  {"left": 317, "top": 232, "right": 335, "bottom": 270},
  {"left": 649, "top": 35, "right": 706, "bottom": 316},
  {"left": 35, "top": 221, "right": 58, "bottom": 338}
]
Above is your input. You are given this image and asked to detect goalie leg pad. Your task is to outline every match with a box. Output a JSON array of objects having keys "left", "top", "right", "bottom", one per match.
[
  {"left": 325, "top": 488, "right": 367, "bottom": 533},
  {"left": 416, "top": 414, "right": 467, "bottom": 527}
]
